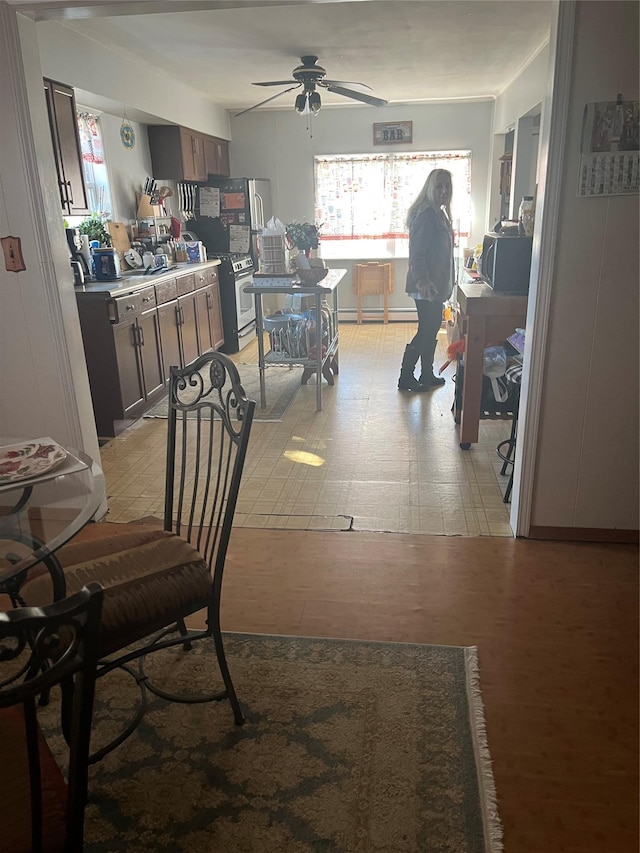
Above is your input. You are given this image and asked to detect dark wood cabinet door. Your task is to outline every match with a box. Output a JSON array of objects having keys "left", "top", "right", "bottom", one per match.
[
  {"left": 179, "top": 293, "right": 199, "bottom": 366},
  {"left": 180, "top": 128, "right": 206, "bottom": 182},
  {"left": 214, "top": 138, "right": 230, "bottom": 177},
  {"left": 138, "top": 308, "right": 165, "bottom": 398},
  {"left": 209, "top": 281, "right": 225, "bottom": 350},
  {"left": 195, "top": 288, "right": 213, "bottom": 354},
  {"left": 43, "top": 79, "right": 89, "bottom": 216},
  {"left": 158, "top": 301, "right": 182, "bottom": 380},
  {"left": 112, "top": 319, "right": 145, "bottom": 417},
  {"left": 204, "top": 136, "right": 230, "bottom": 177},
  {"left": 203, "top": 136, "right": 218, "bottom": 178}
]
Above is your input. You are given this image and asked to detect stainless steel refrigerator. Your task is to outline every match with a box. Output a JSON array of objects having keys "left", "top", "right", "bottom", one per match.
[{"left": 197, "top": 177, "right": 272, "bottom": 266}]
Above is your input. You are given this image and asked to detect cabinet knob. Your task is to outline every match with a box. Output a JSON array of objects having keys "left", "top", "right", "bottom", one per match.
[
  {"left": 127, "top": 304, "right": 135, "bottom": 311},
  {"left": 142, "top": 296, "right": 152, "bottom": 303}
]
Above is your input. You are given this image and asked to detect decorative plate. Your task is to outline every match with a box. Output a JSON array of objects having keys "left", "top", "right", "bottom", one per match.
[
  {"left": 120, "top": 121, "right": 136, "bottom": 150},
  {"left": 0, "top": 441, "right": 67, "bottom": 484}
]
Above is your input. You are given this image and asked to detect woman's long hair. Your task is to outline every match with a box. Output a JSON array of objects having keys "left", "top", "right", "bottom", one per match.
[{"left": 406, "top": 168, "right": 453, "bottom": 228}]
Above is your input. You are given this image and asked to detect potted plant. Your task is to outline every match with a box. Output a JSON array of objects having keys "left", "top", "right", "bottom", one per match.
[
  {"left": 285, "top": 221, "right": 321, "bottom": 258},
  {"left": 78, "top": 213, "right": 112, "bottom": 247}
]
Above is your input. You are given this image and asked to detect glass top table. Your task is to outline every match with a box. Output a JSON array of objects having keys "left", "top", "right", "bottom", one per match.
[{"left": 0, "top": 437, "right": 103, "bottom": 599}]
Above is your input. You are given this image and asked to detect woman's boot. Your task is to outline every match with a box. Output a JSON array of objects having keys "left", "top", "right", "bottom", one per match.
[
  {"left": 418, "top": 372, "right": 446, "bottom": 388},
  {"left": 419, "top": 342, "right": 446, "bottom": 387},
  {"left": 398, "top": 344, "right": 428, "bottom": 391}
]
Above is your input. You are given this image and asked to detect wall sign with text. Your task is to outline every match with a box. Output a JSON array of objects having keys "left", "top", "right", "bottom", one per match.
[{"left": 373, "top": 121, "right": 413, "bottom": 145}]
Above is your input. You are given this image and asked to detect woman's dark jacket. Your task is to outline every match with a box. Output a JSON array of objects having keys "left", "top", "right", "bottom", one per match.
[{"left": 405, "top": 206, "right": 453, "bottom": 302}]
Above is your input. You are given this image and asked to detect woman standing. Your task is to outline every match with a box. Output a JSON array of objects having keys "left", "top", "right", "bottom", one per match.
[{"left": 398, "top": 169, "right": 454, "bottom": 392}]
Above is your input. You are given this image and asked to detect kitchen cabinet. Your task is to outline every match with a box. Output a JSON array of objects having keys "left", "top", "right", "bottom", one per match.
[
  {"left": 156, "top": 274, "right": 199, "bottom": 376},
  {"left": 43, "top": 78, "right": 89, "bottom": 216},
  {"left": 181, "top": 127, "right": 206, "bottom": 182},
  {"left": 76, "top": 284, "right": 164, "bottom": 436},
  {"left": 75, "top": 261, "right": 224, "bottom": 437},
  {"left": 148, "top": 125, "right": 230, "bottom": 181},
  {"left": 178, "top": 292, "right": 200, "bottom": 366},
  {"left": 203, "top": 135, "right": 230, "bottom": 178},
  {"left": 194, "top": 266, "right": 224, "bottom": 353}
]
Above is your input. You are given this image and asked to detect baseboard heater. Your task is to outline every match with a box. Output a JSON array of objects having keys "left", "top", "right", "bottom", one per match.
[{"left": 339, "top": 308, "right": 417, "bottom": 322}]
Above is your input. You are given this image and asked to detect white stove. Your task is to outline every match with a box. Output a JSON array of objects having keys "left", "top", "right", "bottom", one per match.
[{"left": 207, "top": 253, "right": 256, "bottom": 352}]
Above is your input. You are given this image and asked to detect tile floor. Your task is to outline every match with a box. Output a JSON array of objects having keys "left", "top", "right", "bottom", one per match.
[{"left": 99, "top": 322, "right": 515, "bottom": 536}]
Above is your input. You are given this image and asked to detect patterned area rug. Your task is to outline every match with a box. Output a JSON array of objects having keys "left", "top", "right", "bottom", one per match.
[
  {"left": 143, "top": 365, "right": 304, "bottom": 422},
  {"left": 44, "top": 634, "right": 503, "bottom": 853}
]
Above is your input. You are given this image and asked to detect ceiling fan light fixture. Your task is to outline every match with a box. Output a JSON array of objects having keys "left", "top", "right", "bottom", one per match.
[
  {"left": 308, "top": 91, "right": 321, "bottom": 114},
  {"left": 294, "top": 92, "right": 307, "bottom": 113}
]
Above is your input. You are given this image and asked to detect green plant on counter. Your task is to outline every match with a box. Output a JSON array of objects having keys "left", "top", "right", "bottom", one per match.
[
  {"left": 285, "top": 221, "right": 321, "bottom": 253},
  {"left": 78, "top": 213, "right": 112, "bottom": 247}
]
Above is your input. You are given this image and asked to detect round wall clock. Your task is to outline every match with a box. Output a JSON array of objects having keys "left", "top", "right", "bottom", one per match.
[{"left": 120, "top": 120, "right": 136, "bottom": 150}]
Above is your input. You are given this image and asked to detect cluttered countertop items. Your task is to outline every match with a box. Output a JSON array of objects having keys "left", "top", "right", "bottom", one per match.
[
  {"left": 67, "top": 176, "right": 209, "bottom": 287},
  {"left": 74, "top": 259, "right": 220, "bottom": 296}
]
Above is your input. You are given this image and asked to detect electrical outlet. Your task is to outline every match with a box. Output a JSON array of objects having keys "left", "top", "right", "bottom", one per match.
[{"left": 1, "top": 235, "right": 26, "bottom": 273}]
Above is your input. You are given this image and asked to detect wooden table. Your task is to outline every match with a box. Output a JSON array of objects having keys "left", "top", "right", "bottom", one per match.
[{"left": 456, "top": 281, "right": 528, "bottom": 447}]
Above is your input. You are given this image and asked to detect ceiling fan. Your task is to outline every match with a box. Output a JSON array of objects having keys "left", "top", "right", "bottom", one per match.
[{"left": 234, "top": 55, "right": 388, "bottom": 117}]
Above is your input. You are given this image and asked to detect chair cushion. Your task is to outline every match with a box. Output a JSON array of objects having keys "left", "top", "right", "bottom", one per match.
[
  {"left": 0, "top": 706, "right": 67, "bottom": 853},
  {"left": 20, "top": 529, "right": 212, "bottom": 657}
]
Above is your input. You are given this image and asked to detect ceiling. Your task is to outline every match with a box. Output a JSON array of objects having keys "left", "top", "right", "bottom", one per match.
[{"left": 13, "top": 0, "right": 552, "bottom": 115}]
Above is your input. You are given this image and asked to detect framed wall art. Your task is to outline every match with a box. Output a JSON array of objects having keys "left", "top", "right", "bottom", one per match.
[{"left": 373, "top": 121, "right": 413, "bottom": 145}]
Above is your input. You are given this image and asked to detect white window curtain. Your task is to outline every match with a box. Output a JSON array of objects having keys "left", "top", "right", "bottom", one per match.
[
  {"left": 314, "top": 151, "right": 472, "bottom": 259},
  {"left": 77, "top": 112, "right": 112, "bottom": 217}
]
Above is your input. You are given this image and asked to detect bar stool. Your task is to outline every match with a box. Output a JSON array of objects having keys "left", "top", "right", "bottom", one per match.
[{"left": 496, "top": 362, "right": 522, "bottom": 503}]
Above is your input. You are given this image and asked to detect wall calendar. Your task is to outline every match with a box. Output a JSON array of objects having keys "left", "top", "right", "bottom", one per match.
[{"left": 578, "top": 100, "right": 639, "bottom": 197}]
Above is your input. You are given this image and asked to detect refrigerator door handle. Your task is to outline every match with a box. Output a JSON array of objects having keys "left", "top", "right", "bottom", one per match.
[{"left": 254, "top": 192, "right": 265, "bottom": 230}]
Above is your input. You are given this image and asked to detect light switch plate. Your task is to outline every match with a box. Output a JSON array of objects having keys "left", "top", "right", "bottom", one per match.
[{"left": 1, "top": 235, "right": 26, "bottom": 273}]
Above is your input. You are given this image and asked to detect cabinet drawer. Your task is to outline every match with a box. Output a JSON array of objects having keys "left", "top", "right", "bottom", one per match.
[
  {"left": 155, "top": 278, "right": 178, "bottom": 304},
  {"left": 194, "top": 266, "right": 219, "bottom": 289},
  {"left": 109, "top": 286, "right": 156, "bottom": 324},
  {"left": 194, "top": 269, "right": 209, "bottom": 290},
  {"left": 176, "top": 273, "right": 196, "bottom": 296}
]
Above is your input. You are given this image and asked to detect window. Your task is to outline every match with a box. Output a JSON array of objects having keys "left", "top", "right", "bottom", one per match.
[
  {"left": 315, "top": 151, "right": 472, "bottom": 260},
  {"left": 75, "top": 111, "right": 113, "bottom": 219}
]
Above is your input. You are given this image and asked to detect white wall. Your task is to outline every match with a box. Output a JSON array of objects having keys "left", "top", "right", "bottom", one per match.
[
  {"left": 35, "top": 20, "right": 230, "bottom": 140},
  {"left": 229, "top": 100, "right": 493, "bottom": 314},
  {"left": 494, "top": 45, "right": 549, "bottom": 134},
  {"left": 529, "top": 0, "right": 639, "bottom": 532},
  {"left": 96, "top": 112, "right": 155, "bottom": 223},
  {"left": 487, "top": 46, "right": 548, "bottom": 225},
  {"left": 0, "top": 9, "right": 101, "bottom": 481}
]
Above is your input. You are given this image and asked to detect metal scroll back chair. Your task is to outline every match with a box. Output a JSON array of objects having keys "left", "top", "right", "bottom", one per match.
[
  {"left": 20, "top": 351, "right": 255, "bottom": 763},
  {"left": 0, "top": 584, "right": 103, "bottom": 853}
]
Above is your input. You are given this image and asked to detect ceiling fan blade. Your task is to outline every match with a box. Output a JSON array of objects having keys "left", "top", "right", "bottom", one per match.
[
  {"left": 322, "top": 83, "right": 388, "bottom": 107},
  {"left": 322, "top": 79, "right": 373, "bottom": 91},
  {"left": 234, "top": 84, "right": 301, "bottom": 117},
  {"left": 253, "top": 80, "right": 298, "bottom": 87}
]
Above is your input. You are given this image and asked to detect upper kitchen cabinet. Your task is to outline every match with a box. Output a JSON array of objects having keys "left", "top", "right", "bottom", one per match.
[
  {"left": 203, "top": 135, "right": 230, "bottom": 178},
  {"left": 148, "top": 125, "right": 230, "bottom": 181},
  {"left": 43, "top": 79, "right": 89, "bottom": 216}
]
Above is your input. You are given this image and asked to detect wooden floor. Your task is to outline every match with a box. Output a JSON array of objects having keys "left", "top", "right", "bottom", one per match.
[{"left": 79, "top": 520, "right": 638, "bottom": 852}]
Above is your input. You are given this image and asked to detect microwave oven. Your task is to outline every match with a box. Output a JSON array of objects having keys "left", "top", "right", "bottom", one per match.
[{"left": 480, "top": 232, "right": 533, "bottom": 294}]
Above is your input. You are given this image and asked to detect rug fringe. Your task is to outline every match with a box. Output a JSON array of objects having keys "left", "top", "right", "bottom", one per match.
[{"left": 464, "top": 647, "right": 504, "bottom": 853}]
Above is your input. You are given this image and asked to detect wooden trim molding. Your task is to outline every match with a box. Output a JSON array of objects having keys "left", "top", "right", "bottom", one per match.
[{"left": 527, "top": 526, "right": 639, "bottom": 544}]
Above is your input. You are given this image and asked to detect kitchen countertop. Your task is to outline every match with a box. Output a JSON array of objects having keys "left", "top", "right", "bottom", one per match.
[{"left": 74, "top": 259, "right": 221, "bottom": 297}]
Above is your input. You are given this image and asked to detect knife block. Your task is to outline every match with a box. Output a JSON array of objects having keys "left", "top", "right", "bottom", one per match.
[{"left": 136, "top": 193, "right": 164, "bottom": 219}]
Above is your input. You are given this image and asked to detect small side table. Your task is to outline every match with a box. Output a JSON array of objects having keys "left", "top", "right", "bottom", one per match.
[{"left": 353, "top": 262, "right": 393, "bottom": 324}]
